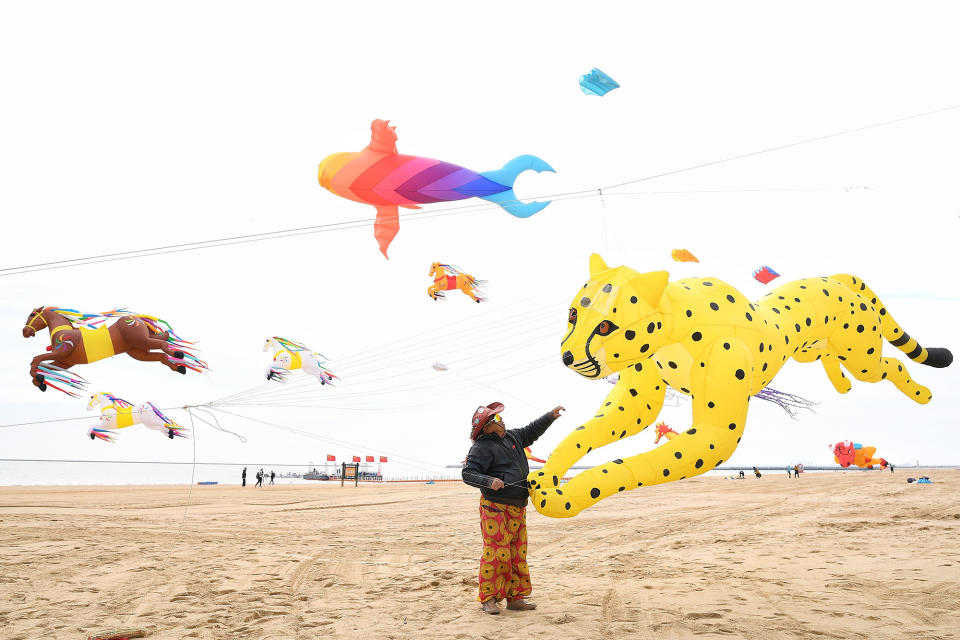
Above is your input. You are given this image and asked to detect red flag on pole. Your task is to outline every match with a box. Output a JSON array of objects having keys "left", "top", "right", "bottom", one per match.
[
  {"left": 326, "top": 454, "right": 336, "bottom": 462},
  {"left": 365, "top": 455, "right": 375, "bottom": 462},
  {"left": 379, "top": 456, "right": 388, "bottom": 463},
  {"left": 352, "top": 456, "right": 361, "bottom": 462}
]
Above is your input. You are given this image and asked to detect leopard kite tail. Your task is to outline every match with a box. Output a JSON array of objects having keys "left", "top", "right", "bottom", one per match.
[{"left": 831, "top": 274, "right": 952, "bottom": 368}]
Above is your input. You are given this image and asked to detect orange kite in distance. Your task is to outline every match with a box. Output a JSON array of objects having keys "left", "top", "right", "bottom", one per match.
[{"left": 671, "top": 249, "right": 699, "bottom": 263}]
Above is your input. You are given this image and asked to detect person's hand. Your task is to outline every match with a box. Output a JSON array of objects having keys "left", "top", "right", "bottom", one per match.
[
  {"left": 490, "top": 478, "right": 505, "bottom": 490},
  {"left": 551, "top": 406, "right": 565, "bottom": 420}
]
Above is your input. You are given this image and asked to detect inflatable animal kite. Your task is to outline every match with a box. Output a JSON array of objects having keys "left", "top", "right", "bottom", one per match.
[
  {"left": 317, "top": 119, "right": 554, "bottom": 257},
  {"left": 528, "top": 254, "right": 952, "bottom": 517},
  {"left": 263, "top": 337, "right": 338, "bottom": 385},
  {"left": 86, "top": 392, "right": 188, "bottom": 441},
  {"left": 831, "top": 441, "right": 888, "bottom": 469},
  {"left": 427, "top": 263, "right": 486, "bottom": 302},
  {"left": 22, "top": 307, "right": 207, "bottom": 395}
]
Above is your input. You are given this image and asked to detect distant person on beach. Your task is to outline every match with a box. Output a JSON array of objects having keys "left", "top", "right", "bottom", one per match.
[
  {"left": 753, "top": 467, "right": 762, "bottom": 479},
  {"left": 793, "top": 465, "right": 800, "bottom": 478},
  {"left": 270, "top": 470, "right": 275, "bottom": 485},
  {"left": 890, "top": 464, "right": 894, "bottom": 473},
  {"left": 786, "top": 466, "right": 792, "bottom": 478},
  {"left": 242, "top": 467, "right": 247, "bottom": 487},
  {"left": 255, "top": 469, "right": 263, "bottom": 487},
  {"left": 462, "top": 402, "right": 564, "bottom": 615},
  {"left": 739, "top": 470, "right": 745, "bottom": 479}
]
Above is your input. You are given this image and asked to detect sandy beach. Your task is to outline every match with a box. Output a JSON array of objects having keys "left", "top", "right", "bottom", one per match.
[{"left": 1, "top": 471, "right": 957, "bottom": 640}]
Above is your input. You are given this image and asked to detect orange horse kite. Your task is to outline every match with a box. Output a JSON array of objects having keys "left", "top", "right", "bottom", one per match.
[{"left": 427, "top": 263, "right": 486, "bottom": 303}]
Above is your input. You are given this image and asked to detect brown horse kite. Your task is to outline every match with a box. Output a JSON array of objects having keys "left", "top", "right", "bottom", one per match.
[{"left": 22, "top": 307, "right": 207, "bottom": 394}]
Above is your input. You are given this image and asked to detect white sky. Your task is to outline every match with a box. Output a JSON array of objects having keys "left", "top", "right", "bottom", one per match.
[{"left": 1, "top": 1, "right": 958, "bottom": 476}]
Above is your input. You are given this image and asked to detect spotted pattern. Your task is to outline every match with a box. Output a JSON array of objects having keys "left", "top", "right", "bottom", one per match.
[{"left": 532, "top": 256, "right": 950, "bottom": 518}]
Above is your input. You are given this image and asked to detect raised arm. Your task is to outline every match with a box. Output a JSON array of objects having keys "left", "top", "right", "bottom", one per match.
[{"left": 513, "top": 409, "right": 562, "bottom": 448}]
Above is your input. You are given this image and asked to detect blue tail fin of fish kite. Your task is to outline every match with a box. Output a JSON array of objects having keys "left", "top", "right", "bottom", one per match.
[{"left": 479, "top": 155, "right": 555, "bottom": 219}]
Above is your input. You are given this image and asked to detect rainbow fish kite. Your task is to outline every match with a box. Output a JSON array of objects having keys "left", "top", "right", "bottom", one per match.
[{"left": 318, "top": 119, "right": 555, "bottom": 257}]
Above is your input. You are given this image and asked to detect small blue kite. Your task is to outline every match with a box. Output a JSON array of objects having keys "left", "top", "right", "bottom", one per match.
[{"left": 579, "top": 68, "right": 620, "bottom": 96}]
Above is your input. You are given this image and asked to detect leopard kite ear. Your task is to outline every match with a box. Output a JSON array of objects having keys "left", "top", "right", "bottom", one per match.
[
  {"left": 629, "top": 271, "right": 669, "bottom": 308},
  {"left": 589, "top": 253, "right": 609, "bottom": 278}
]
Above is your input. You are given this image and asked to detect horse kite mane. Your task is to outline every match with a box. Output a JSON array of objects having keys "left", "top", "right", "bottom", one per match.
[
  {"left": 47, "top": 307, "right": 194, "bottom": 345},
  {"left": 436, "top": 264, "right": 484, "bottom": 288},
  {"left": 44, "top": 307, "right": 116, "bottom": 329},
  {"left": 102, "top": 393, "right": 133, "bottom": 408},
  {"left": 270, "top": 337, "right": 312, "bottom": 353},
  {"left": 50, "top": 307, "right": 205, "bottom": 368},
  {"left": 436, "top": 263, "right": 464, "bottom": 276}
]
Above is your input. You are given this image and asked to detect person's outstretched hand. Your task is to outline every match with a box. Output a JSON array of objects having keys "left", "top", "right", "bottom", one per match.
[
  {"left": 551, "top": 406, "right": 565, "bottom": 419},
  {"left": 490, "top": 478, "right": 505, "bottom": 490}
]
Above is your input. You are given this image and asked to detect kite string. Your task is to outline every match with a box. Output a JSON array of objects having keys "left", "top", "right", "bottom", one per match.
[
  {"left": 601, "top": 103, "right": 960, "bottom": 191},
  {"left": 208, "top": 407, "right": 451, "bottom": 474},
  {"left": 218, "top": 355, "right": 557, "bottom": 409},
  {"left": 3, "top": 101, "right": 953, "bottom": 278},
  {"left": 213, "top": 301, "right": 565, "bottom": 406},
  {"left": 443, "top": 369, "right": 544, "bottom": 414},
  {"left": 0, "top": 406, "right": 181, "bottom": 429},
  {"left": 0, "top": 184, "right": 869, "bottom": 278},
  {"left": 176, "top": 410, "right": 199, "bottom": 538},
  {"left": 235, "top": 329, "right": 559, "bottom": 407},
  {"left": 0, "top": 194, "right": 595, "bottom": 277},
  {"left": 210, "top": 300, "right": 561, "bottom": 404},
  {"left": 188, "top": 406, "right": 247, "bottom": 443},
  {"left": 118, "top": 409, "right": 202, "bottom": 629},
  {"left": 265, "top": 309, "right": 558, "bottom": 392}
]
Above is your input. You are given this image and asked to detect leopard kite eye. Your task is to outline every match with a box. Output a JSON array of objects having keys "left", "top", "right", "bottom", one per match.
[
  {"left": 595, "top": 320, "right": 619, "bottom": 336},
  {"left": 568, "top": 308, "right": 577, "bottom": 324}
]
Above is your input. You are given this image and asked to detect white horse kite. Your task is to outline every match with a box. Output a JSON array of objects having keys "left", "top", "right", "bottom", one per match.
[
  {"left": 86, "top": 392, "right": 187, "bottom": 442},
  {"left": 262, "top": 337, "right": 338, "bottom": 385}
]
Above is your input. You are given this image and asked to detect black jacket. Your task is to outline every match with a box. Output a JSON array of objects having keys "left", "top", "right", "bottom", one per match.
[{"left": 461, "top": 412, "right": 556, "bottom": 506}]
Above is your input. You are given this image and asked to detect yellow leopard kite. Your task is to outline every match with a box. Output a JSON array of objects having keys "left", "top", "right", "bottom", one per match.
[{"left": 528, "top": 254, "right": 952, "bottom": 517}]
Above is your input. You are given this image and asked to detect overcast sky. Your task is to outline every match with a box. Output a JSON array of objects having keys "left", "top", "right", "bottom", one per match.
[{"left": 1, "top": 1, "right": 958, "bottom": 477}]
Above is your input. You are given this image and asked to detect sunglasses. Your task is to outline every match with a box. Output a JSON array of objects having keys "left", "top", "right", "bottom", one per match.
[{"left": 489, "top": 414, "right": 502, "bottom": 424}]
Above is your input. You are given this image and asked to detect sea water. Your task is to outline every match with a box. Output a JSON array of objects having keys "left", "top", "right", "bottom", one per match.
[{"left": 0, "top": 461, "right": 364, "bottom": 486}]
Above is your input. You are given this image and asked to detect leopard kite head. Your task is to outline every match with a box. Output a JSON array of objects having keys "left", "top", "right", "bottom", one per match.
[{"left": 561, "top": 254, "right": 670, "bottom": 379}]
